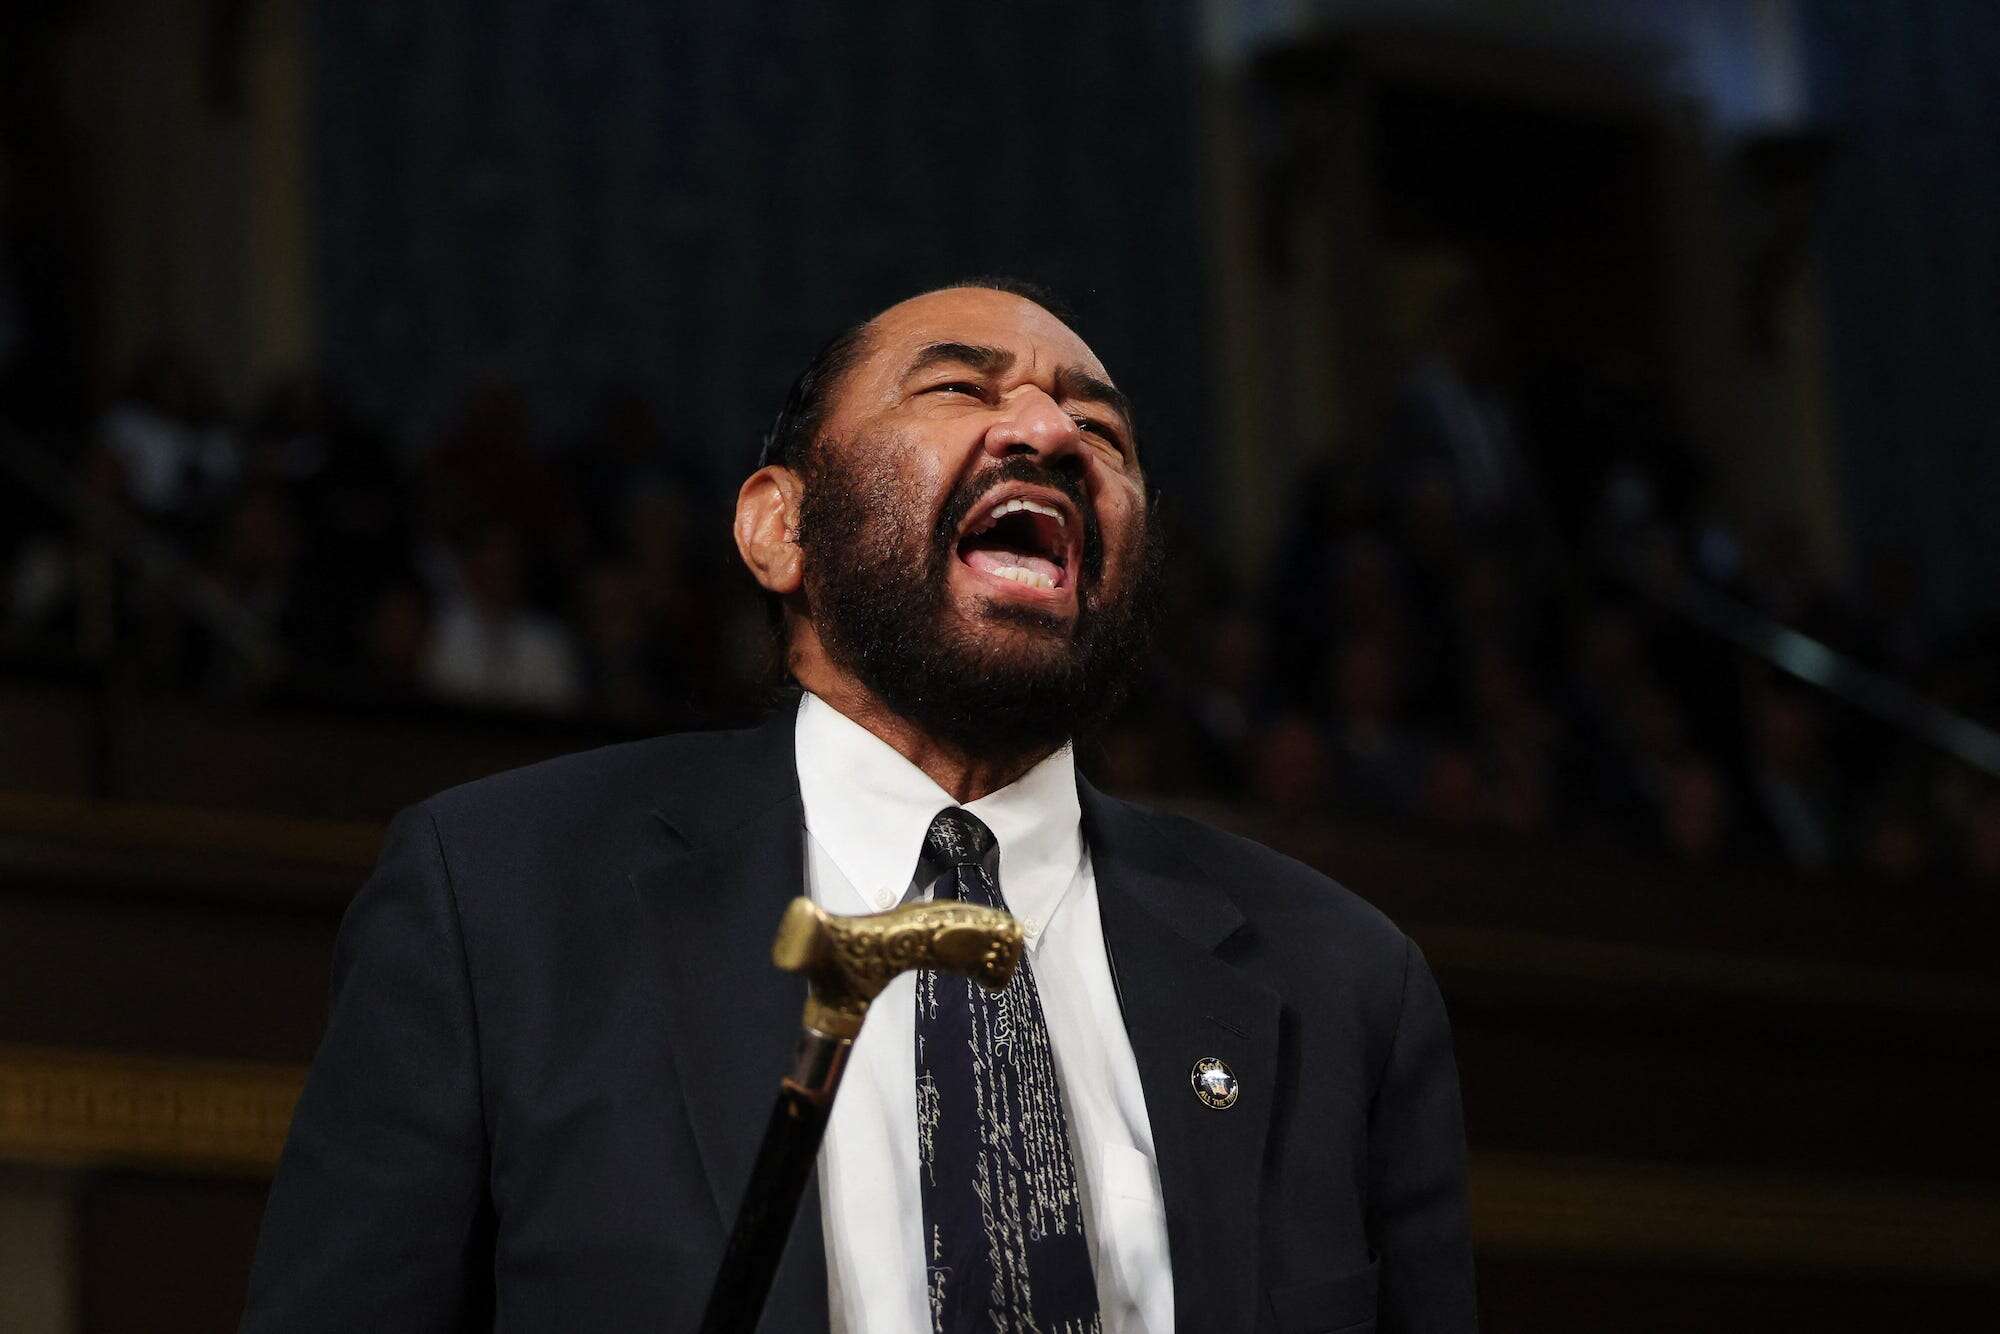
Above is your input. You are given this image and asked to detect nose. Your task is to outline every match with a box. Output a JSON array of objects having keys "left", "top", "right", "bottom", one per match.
[{"left": 980, "top": 385, "right": 1081, "bottom": 463}]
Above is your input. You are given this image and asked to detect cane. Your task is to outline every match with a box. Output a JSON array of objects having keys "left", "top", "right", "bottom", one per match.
[{"left": 696, "top": 895, "right": 1024, "bottom": 1334}]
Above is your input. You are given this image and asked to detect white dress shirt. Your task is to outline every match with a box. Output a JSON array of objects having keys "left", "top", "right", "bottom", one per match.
[{"left": 795, "top": 693, "right": 1173, "bottom": 1333}]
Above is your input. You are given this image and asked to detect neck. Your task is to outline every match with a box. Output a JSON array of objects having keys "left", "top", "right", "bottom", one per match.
[{"left": 791, "top": 634, "right": 1055, "bottom": 803}]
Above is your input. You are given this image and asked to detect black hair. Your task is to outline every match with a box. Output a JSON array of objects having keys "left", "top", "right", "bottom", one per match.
[
  {"left": 755, "top": 275, "right": 1078, "bottom": 473},
  {"left": 756, "top": 321, "right": 874, "bottom": 473}
]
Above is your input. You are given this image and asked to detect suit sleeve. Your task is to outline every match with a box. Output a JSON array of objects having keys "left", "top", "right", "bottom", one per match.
[
  {"left": 1367, "top": 936, "right": 1478, "bottom": 1332},
  {"left": 240, "top": 805, "right": 494, "bottom": 1333}
]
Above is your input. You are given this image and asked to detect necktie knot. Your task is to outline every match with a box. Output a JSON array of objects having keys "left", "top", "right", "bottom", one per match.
[{"left": 922, "top": 807, "right": 996, "bottom": 871}]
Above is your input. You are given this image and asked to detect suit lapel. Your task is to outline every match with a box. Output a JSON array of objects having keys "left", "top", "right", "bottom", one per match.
[
  {"left": 1083, "top": 780, "right": 1280, "bottom": 1334},
  {"left": 631, "top": 711, "right": 828, "bottom": 1332},
  {"left": 630, "top": 721, "right": 1278, "bottom": 1331}
]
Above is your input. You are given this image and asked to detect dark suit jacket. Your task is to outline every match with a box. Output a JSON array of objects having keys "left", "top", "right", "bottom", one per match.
[{"left": 242, "top": 712, "right": 1476, "bottom": 1333}]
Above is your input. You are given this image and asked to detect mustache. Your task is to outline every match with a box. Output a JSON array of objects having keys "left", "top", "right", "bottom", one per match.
[{"left": 931, "top": 457, "right": 1104, "bottom": 585}]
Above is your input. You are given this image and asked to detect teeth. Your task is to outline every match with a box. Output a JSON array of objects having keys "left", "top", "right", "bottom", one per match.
[
  {"left": 975, "top": 496, "right": 1067, "bottom": 532},
  {"left": 1018, "top": 499, "right": 1066, "bottom": 526},
  {"left": 991, "top": 565, "right": 1056, "bottom": 590}
]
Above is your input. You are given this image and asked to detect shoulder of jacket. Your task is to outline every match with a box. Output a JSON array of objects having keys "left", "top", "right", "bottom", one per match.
[
  {"left": 1102, "top": 796, "right": 1410, "bottom": 952},
  {"left": 415, "top": 725, "right": 770, "bottom": 840}
]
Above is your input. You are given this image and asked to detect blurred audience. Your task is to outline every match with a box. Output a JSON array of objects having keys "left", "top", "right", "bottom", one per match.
[
  {"left": 5, "top": 346, "right": 1998, "bottom": 889},
  {"left": 1387, "top": 273, "right": 1540, "bottom": 542},
  {"left": 99, "top": 349, "right": 241, "bottom": 524},
  {"left": 421, "top": 521, "right": 583, "bottom": 713}
]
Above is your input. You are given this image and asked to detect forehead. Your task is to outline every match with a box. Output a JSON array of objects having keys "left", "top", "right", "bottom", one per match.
[{"left": 860, "top": 287, "right": 1111, "bottom": 386}]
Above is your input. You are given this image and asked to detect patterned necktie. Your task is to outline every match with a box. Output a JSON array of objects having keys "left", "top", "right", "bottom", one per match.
[{"left": 914, "top": 807, "right": 1101, "bottom": 1334}]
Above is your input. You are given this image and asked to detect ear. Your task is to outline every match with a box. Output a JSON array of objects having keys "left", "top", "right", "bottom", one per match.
[{"left": 734, "top": 464, "right": 805, "bottom": 595}]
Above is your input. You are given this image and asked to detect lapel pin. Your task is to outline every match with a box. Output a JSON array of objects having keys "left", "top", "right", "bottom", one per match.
[{"left": 1190, "top": 1056, "right": 1238, "bottom": 1110}]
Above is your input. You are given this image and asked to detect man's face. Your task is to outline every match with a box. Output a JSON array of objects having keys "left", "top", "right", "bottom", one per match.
[{"left": 794, "top": 287, "right": 1160, "bottom": 757}]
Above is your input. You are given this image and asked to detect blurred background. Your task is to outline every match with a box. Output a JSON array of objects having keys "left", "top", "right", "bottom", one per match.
[{"left": 2, "top": 0, "right": 1997, "bottom": 1328}]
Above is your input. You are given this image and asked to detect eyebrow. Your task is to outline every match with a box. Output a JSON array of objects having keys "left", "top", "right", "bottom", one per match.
[
  {"left": 901, "top": 341, "right": 1015, "bottom": 380},
  {"left": 902, "top": 341, "right": 1136, "bottom": 437},
  {"left": 1053, "top": 366, "right": 1135, "bottom": 436}
]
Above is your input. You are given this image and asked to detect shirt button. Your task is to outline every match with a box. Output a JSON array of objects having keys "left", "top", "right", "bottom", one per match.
[{"left": 1020, "top": 916, "right": 1042, "bottom": 936}]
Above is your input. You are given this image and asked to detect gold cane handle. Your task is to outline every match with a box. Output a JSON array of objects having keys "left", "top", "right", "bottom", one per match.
[{"left": 769, "top": 897, "right": 1024, "bottom": 1039}]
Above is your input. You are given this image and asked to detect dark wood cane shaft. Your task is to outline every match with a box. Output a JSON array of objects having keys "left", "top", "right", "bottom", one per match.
[{"left": 695, "top": 1080, "right": 834, "bottom": 1334}]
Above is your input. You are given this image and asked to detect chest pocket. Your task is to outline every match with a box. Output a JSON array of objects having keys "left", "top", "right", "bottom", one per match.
[{"left": 1265, "top": 1256, "right": 1378, "bottom": 1334}]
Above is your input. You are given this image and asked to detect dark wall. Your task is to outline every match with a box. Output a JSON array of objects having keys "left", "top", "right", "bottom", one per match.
[
  {"left": 1803, "top": 0, "right": 2000, "bottom": 637},
  {"left": 310, "top": 0, "right": 1209, "bottom": 504}
]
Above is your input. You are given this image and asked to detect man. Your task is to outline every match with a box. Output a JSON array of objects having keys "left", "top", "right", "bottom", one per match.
[{"left": 242, "top": 281, "right": 1477, "bottom": 1332}]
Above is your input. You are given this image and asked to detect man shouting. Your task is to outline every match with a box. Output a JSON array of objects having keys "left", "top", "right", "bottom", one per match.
[{"left": 242, "top": 280, "right": 1477, "bottom": 1333}]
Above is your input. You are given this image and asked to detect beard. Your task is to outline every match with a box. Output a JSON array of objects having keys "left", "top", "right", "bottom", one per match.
[{"left": 794, "top": 433, "right": 1163, "bottom": 764}]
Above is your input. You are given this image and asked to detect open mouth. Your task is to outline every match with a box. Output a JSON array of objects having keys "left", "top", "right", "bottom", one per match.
[{"left": 954, "top": 488, "right": 1078, "bottom": 595}]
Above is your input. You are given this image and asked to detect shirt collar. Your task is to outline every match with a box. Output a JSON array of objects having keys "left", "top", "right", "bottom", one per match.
[{"left": 793, "top": 692, "right": 1083, "bottom": 937}]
